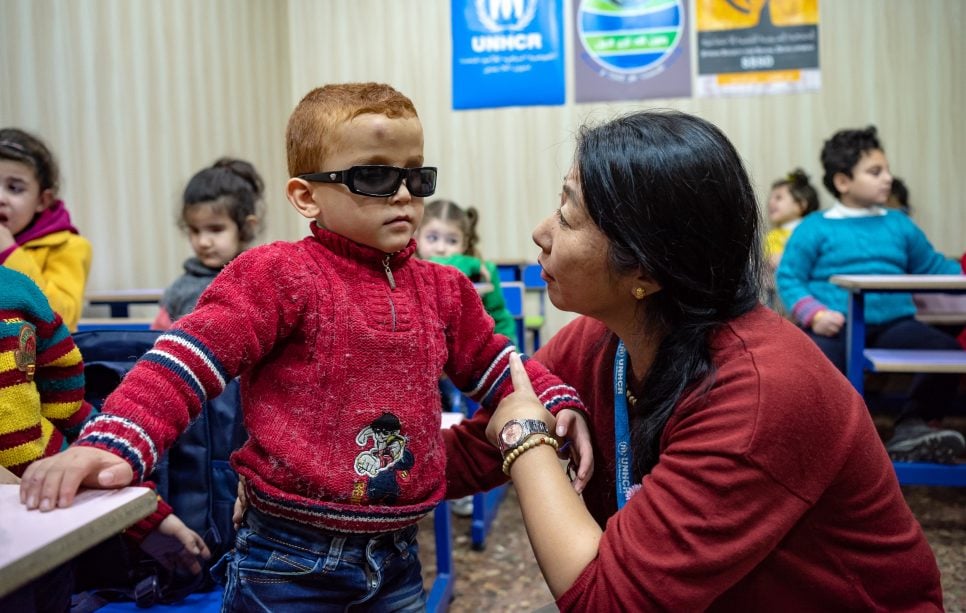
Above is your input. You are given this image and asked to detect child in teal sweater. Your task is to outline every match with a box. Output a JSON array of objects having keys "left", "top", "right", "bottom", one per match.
[{"left": 776, "top": 126, "right": 965, "bottom": 463}]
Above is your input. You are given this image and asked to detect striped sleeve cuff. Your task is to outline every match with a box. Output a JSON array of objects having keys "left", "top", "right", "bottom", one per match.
[
  {"left": 124, "top": 493, "right": 173, "bottom": 543},
  {"left": 538, "top": 383, "right": 585, "bottom": 416},
  {"left": 76, "top": 414, "right": 160, "bottom": 482}
]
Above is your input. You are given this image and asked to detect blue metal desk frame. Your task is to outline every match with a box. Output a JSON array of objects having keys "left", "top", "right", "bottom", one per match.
[{"left": 833, "top": 274, "right": 966, "bottom": 487}]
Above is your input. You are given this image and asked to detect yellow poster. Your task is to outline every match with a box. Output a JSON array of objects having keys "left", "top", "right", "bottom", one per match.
[{"left": 695, "top": 0, "right": 820, "bottom": 97}]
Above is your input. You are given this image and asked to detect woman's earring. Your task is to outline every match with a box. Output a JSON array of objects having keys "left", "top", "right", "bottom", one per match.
[{"left": 634, "top": 287, "right": 647, "bottom": 300}]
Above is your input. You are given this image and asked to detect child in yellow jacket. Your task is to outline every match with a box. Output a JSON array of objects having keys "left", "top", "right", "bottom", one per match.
[{"left": 0, "top": 129, "right": 92, "bottom": 331}]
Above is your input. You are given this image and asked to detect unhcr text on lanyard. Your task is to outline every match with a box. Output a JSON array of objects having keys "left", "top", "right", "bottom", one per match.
[{"left": 613, "top": 340, "right": 634, "bottom": 509}]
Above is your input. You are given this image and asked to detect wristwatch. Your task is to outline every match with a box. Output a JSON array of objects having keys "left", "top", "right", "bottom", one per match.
[{"left": 498, "top": 419, "right": 550, "bottom": 456}]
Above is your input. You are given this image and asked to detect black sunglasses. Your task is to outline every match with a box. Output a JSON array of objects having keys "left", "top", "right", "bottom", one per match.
[{"left": 298, "top": 165, "right": 437, "bottom": 198}]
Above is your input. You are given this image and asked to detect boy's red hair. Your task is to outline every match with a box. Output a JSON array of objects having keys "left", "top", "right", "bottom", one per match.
[{"left": 286, "top": 83, "right": 418, "bottom": 177}]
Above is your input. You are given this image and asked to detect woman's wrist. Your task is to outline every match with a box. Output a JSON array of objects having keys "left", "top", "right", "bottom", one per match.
[{"left": 502, "top": 434, "right": 559, "bottom": 475}]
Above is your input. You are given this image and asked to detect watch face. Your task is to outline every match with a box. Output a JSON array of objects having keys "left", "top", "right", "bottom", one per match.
[{"left": 501, "top": 422, "right": 524, "bottom": 446}]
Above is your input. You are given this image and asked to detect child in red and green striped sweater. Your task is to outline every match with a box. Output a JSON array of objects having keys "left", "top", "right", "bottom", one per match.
[
  {"left": 0, "top": 267, "right": 210, "bottom": 607},
  {"left": 1, "top": 266, "right": 92, "bottom": 473}
]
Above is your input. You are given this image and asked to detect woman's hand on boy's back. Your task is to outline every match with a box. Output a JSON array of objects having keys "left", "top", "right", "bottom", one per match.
[{"left": 20, "top": 446, "right": 134, "bottom": 511}]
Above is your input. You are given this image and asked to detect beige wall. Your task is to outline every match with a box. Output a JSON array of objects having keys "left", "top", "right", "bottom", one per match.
[
  {"left": 3, "top": 0, "right": 963, "bottom": 334},
  {"left": 1, "top": 0, "right": 293, "bottom": 293}
]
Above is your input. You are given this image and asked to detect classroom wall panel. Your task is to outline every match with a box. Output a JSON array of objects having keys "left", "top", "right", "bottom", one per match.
[
  {"left": 285, "top": 0, "right": 965, "bottom": 336},
  {"left": 3, "top": 0, "right": 963, "bottom": 338},
  {"left": 1, "top": 0, "right": 293, "bottom": 295}
]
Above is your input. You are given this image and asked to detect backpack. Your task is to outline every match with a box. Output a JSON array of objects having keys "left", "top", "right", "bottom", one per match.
[{"left": 70, "top": 330, "right": 246, "bottom": 609}]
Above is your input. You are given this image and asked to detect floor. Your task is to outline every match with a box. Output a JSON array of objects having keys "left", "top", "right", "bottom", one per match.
[{"left": 420, "top": 479, "right": 966, "bottom": 612}]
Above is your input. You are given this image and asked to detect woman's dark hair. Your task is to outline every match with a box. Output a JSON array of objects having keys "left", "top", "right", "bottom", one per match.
[
  {"left": 820, "top": 125, "right": 882, "bottom": 198},
  {"left": 576, "top": 110, "right": 763, "bottom": 478},
  {"left": 0, "top": 128, "right": 60, "bottom": 195},
  {"left": 181, "top": 157, "right": 264, "bottom": 243},
  {"left": 422, "top": 199, "right": 483, "bottom": 258},
  {"left": 771, "top": 168, "right": 820, "bottom": 216}
]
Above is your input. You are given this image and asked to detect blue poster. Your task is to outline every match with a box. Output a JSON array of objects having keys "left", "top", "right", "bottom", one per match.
[{"left": 451, "top": 0, "right": 565, "bottom": 110}]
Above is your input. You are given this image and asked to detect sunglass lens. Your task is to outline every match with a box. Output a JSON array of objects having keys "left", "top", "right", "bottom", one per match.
[
  {"left": 352, "top": 166, "right": 399, "bottom": 196},
  {"left": 408, "top": 168, "right": 437, "bottom": 197}
]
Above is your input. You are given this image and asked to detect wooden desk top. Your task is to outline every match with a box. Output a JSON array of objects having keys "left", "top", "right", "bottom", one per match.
[
  {"left": 86, "top": 289, "right": 163, "bottom": 304},
  {"left": 830, "top": 275, "right": 966, "bottom": 291},
  {"left": 0, "top": 486, "right": 156, "bottom": 598}
]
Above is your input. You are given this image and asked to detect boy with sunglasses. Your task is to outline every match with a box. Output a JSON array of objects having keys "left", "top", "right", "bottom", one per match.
[{"left": 19, "top": 83, "right": 590, "bottom": 611}]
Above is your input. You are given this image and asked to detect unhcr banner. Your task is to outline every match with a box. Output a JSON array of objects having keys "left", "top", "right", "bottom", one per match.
[
  {"left": 572, "top": 0, "right": 692, "bottom": 103},
  {"left": 451, "top": 0, "right": 566, "bottom": 109}
]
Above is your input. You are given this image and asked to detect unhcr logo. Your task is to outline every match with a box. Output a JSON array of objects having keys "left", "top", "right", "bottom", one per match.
[{"left": 471, "top": 0, "right": 543, "bottom": 52}]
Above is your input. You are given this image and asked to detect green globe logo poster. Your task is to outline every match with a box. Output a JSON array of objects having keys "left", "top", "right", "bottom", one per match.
[{"left": 573, "top": 0, "right": 692, "bottom": 103}]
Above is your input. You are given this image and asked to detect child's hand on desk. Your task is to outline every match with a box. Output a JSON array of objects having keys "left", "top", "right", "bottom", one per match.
[
  {"left": 141, "top": 513, "right": 211, "bottom": 576},
  {"left": 20, "top": 446, "right": 134, "bottom": 511}
]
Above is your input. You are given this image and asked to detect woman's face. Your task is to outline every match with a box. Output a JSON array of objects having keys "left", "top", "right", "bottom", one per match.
[{"left": 532, "top": 167, "right": 629, "bottom": 319}]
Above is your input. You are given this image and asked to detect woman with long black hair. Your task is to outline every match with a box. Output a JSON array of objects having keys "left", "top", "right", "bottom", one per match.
[{"left": 444, "top": 110, "right": 943, "bottom": 611}]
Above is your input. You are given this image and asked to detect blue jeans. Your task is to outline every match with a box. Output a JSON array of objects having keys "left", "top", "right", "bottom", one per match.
[{"left": 213, "top": 508, "right": 425, "bottom": 612}]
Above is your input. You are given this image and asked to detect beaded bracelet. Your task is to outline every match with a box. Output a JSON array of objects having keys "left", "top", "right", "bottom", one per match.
[{"left": 502, "top": 434, "right": 560, "bottom": 476}]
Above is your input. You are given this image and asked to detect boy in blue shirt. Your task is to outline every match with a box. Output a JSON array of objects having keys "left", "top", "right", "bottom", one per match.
[{"left": 777, "top": 126, "right": 964, "bottom": 463}]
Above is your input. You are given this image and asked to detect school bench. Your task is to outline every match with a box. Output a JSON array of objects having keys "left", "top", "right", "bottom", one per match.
[
  {"left": 830, "top": 274, "right": 966, "bottom": 487},
  {"left": 85, "top": 289, "right": 163, "bottom": 318}
]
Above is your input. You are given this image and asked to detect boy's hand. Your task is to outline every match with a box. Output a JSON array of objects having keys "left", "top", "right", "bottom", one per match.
[
  {"left": 554, "top": 409, "right": 595, "bottom": 494},
  {"left": 0, "top": 225, "right": 15, "bottom": 251},
  {"left": 141, "top": 513, "right": 211, "bottom": 576},
  {"left": 810, "top": 309, "right": 845, "bottom": 337},
  {"left": 20, "top": 446, "right": 134, "bottom": 511}
]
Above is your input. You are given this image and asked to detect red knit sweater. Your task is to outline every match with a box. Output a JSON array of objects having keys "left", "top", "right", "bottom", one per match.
[
  {"left": 77, "top": 224, "right": 583, "bottom": 533},
  {"left": 446, "top": 306, "right": 942, "bottom": 611}
]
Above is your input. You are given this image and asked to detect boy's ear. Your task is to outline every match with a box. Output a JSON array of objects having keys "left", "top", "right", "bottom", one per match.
[
  {"left": 832, "top": 172, "right": 852, "bottom": 196},
  {"left": 287, "top": 178, "right": 321, "bottom": 220}
]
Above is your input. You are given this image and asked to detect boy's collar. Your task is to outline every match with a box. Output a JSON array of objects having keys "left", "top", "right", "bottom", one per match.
[
  {"left": 824, "top": 201, "right": 886, "bottom": 219},
  {"left": 309, "top": 222, "right": 416, "bottom": 266}
]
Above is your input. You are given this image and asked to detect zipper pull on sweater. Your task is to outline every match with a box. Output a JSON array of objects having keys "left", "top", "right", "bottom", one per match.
[{"left": 383, "top": 255, "right": 396, "bottom": 290}]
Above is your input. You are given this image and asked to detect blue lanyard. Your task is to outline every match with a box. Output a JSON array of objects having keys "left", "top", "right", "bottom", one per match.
[{"left": 613, "top": 340, "right": 634, "bottom": 509}]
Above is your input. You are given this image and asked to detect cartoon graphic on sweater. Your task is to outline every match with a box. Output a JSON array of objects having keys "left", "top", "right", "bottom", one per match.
[
  {"left": 15, "top": 323, "right": 37, "bottom": 380},
  {"left": 354, "top": 412, "right": 414, "bottom": 504}
]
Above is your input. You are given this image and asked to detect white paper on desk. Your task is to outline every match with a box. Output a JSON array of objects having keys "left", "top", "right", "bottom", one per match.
[{"left": 0, "top": 486, "right": 154, "bottom": 568}]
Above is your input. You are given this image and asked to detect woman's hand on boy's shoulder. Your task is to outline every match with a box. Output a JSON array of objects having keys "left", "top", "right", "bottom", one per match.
[{"left": 20, "top": 446, "right": 134, "bottom": 511}]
